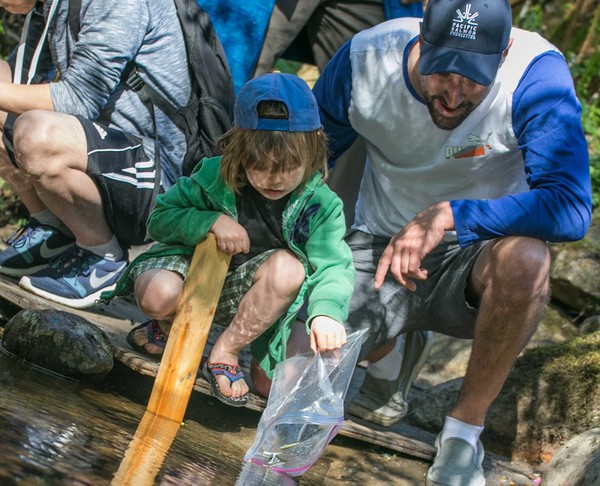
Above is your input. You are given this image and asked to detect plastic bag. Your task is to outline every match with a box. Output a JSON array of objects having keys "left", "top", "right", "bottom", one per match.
[{"left": 244, "top": 329, "right": 367, "bottom": 476}]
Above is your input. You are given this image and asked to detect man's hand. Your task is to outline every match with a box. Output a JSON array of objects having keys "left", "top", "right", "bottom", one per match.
[
  {"left": 374, "top": 201, "right": 455, "bottom": 291},
  {"left": 209, "top": 214, "right": 250, "bottom": 255},
  {"left": 309, "top": 316, "right": 347, "bottom": 354}
]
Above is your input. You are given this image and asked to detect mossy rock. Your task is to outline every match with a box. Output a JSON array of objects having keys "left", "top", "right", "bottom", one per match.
[
  {"left": 408, "top": 332, "right": 600, "bottom": 462},
  {"left": 487, "top": 332, "right": 600, "bottom": 462},
  {"left": 2, "top": 309, "right": 114, "bottom": 381}
]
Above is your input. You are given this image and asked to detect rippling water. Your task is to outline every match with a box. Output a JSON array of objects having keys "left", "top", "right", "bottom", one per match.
[{"left": 0, "top": 350, "right": 331, "bottom": 485}]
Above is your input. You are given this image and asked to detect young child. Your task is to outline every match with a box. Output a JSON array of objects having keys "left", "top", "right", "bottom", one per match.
[{"left": 105, "top": 73, "right": 355, "bottom": 407}]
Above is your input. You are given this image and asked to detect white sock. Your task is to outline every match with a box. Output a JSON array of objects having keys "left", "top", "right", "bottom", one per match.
[
  {"left": 30, "top": 210, "right": 74, "bottom": 238},
  {"left": 440, "top": 416, "right": 484, "bottom": 454},
  {"left": 366, "top": 334, "right": 406, "bottom": 380},
  {"left": 78, "top": 235, "right": 125, "bottom": 262}
]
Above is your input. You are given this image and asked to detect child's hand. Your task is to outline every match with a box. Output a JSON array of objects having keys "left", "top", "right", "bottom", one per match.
[
  {"left": 210, "top": 215, "right": 250, "bottom": 255},
  {"left": 309, "top": 316, "right": 347, "bottom": 354}
]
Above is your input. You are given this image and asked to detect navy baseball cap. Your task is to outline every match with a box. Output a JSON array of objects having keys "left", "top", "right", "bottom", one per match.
[
  {"left": 234, "top": 73, "right": 321, "bottom": 131},
  {"left": 419, "top": 0, "right": 512, "bottom": 86}
]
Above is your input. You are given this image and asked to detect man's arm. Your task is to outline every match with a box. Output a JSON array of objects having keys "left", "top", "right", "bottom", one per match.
[
  {"left": 451, "top": 52, "right": 592, "bottom": 247},
  {"left": 49, "top": 0, "right": 147, "bottom": 119},
  {"left": 0, "top": 82, "right": 53, "bottom": 114},
  {"left": 312, "top": 40, "right": 358, "bottom": 167}
]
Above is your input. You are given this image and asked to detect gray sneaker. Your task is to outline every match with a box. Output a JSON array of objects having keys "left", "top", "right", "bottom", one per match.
[
  {"left": 346, "top": 330, "right": 434, "bottom": 426},
  {"left": 426, "top": 434, "right": 485, "bottom": 486}
]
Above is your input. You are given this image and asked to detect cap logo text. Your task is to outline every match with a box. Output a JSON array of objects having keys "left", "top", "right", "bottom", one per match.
[{"left": 450, "top": 3, "right": 478, "bottom": 40}]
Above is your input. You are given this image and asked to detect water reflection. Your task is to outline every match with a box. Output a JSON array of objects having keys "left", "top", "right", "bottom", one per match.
[{"left": 0, "top": 351, "right": 328, "bottom": 485}]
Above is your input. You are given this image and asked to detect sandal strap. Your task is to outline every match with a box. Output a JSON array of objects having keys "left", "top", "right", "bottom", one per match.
[
  {"left": 207, "top": 362, "right": 244, "bottom": 382},
  {"left": 147, "top": 319, "right": 168, "bottom": 344}
]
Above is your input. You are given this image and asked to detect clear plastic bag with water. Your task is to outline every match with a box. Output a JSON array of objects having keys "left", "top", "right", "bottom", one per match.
[{"left": 244, "top": 329, "right": 366, "bottom": 476}]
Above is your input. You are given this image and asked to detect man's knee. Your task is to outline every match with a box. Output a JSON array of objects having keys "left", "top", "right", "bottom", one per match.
[
  {"left": 486, "top": 236, "right": 551, "bottom": 301},
  {"left": 12, "top": 111, "right": 83, "bottom": 178}
]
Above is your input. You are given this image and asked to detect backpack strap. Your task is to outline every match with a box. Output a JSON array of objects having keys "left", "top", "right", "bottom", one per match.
[
  {"left": 123, "top": 65, "right": 179, "bottom": 121},
  {"left": 68, "top": 0, "right": 82, "bottom": 39}
]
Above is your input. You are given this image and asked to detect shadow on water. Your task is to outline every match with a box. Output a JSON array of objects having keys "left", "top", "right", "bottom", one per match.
[
  {"left": 0, "top": 346, "right": 429, "bottom": 485},
  {"left": 0, "top": 350, "right": 326, "bottom": 485}
]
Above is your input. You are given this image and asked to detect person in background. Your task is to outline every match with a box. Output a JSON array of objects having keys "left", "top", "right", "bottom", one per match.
[
  {"left": 0, "top": 0, "right": 190, "bottom": 308},
  {"left": 312, "top": 0, "right": 591, "bottom": 484},
  {"left": 199, "top": 0, "right": 424, "bottom": 93},
  {"left": 105, "top": 73, "right": 355, "bottom": 406}
]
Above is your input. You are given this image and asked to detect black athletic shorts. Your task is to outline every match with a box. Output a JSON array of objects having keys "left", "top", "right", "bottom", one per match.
[
  {"left": 3, "top": 114, "right": 161, "bottom": 247},
  {"left": 79, "top": 118, "right": 162, "bottom": 247}
]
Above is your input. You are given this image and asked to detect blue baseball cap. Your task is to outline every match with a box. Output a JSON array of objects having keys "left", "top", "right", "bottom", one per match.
[
  {"left": 234, "top": 73, "right": 321, "bottom": 132},
  {"left": 419, "top": 0, "right": 512, "bottom": 86}
]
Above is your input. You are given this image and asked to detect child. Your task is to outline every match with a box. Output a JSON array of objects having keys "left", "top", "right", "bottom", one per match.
[{"left": 106, "top": 73, "right": 355, "bottom": 407}]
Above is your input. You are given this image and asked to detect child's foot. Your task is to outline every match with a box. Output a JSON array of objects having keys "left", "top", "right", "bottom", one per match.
[
  {"left": 203, "top": 351, "right": 249, "bottom": 407},
  {"left": 126, "top": 319, "right": 171, "bottom": 356}
]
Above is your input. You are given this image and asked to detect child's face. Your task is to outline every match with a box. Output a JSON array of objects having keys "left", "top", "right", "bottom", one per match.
[{"left": 245, "top": 166, "right": 306, "bottom": 200}]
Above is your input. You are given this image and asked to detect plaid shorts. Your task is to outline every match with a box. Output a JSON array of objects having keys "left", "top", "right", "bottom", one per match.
[{"left": 129, "top": 249, "right": 277, "bottom": 326}]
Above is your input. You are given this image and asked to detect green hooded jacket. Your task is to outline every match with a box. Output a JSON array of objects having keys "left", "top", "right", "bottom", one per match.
[{"left": 104, "top": 156, "right": 355, "bottom": 377}]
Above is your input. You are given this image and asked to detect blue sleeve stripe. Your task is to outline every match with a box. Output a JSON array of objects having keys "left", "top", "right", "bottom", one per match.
[
  {"left": 312, "top": 40, "right": 357, "bottom": 167},
  {"left": 453, "top": 51, "right": 591, "bottom": 246}
]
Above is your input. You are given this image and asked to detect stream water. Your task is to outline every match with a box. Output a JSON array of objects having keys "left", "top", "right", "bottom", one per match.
[{"left": 0, "top": 349, "right": 429, "bottom": 485}]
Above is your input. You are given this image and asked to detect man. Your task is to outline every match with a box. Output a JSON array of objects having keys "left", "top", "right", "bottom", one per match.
[
  {"left": 312, "top": 0, "right": 591, "bottom": 484},
  {"left": 0, "top": 0, "right": 190, "bottom": 309}
]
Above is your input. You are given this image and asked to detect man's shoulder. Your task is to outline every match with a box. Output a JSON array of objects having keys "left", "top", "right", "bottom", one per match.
[
  {"left": 509, "top": 28, "right": 561, "bottom": 56},
  {"left": 351, "top": 17, "right": 420, "bottom": 54},
  {"left": 497, "top": 28, "right": 564, "bottom": 92}
]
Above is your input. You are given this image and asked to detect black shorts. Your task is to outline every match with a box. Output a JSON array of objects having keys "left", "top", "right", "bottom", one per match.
[
  {"left": 79, "top": 118, "right": 162, "bottom": 247},
  {"left": 3, "top": 114, "right": 160, "bottom": 247}
]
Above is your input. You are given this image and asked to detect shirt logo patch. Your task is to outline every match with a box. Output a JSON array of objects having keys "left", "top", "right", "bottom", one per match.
[
  {"left": 445, "top": 133, "right": 491, "bottom": 159},
  {"left": 450, "top": 3, "right": 478, "bottom": 41}
]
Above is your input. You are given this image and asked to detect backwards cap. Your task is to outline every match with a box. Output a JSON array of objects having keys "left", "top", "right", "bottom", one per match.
[
  {"left": 234, "top": 73, "right": 321, "bottom": 131},
  {"left": 419, "top": 0, "right": 512, "bottom": 86}
]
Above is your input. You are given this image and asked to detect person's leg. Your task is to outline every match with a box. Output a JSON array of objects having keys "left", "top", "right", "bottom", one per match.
[
  {"left": 11, "top": 110, "right": 112, "bottom": 245},
  {"left": 255, "top": 0, "right": 384, "bottom": 77},
  {"left": 209, "top": 249, "right": 305, "bottom": 399},
  {"left": 427, "top": 236, "right": 550, "bottom": 486},
  {"left": 305, "top": 0, "right": 385, "bottom": 71},
  {"left": 17, "top": 116, "right": 156, "bottom": 307},
  {"left": 0, "top": 65, "right": 47, "bottom": 214},
  {"left": 345, "top": 231, "right": 486, "bottom": 427},
  {"left": 253, "top": 0, "right": 323, "bottom": 77},
  {"left": 129, "top": 268, "right": 183, "bottom": 355},
  {"left": 450, "top": 236, "right": 550, "bottom": 424},
  {"left": 0, "top": 110, "right": 86, "bottom": 277},
  {"left": 250, "top": 317, "right": 312, "bottom": 398}
]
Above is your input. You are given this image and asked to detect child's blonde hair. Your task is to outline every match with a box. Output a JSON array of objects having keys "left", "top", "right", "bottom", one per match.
[{"left": 218, "top": 100, "right": 328, "bottom": 193}]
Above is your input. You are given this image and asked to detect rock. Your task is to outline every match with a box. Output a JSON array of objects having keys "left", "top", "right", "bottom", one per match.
[
  {"left": 541, "top": 428, "right": 600, "bottom": 486},
  {"left": 581, "top": 315, "right": 600, "bottom": 334},
  {"left": 417, "top": 304, "right": 578, "bottom": 388},
  {"left": 408, "top": 332, "right": 600, "bottom": 462},
  {"left": 2, "top": 309, "right": 114, "bottom": 381},
  {"left": 549, "top": 208, "right": 600, "bottom": 314},
  {"left": 550, "top": 246, "right": 600, "bottom": 312}
]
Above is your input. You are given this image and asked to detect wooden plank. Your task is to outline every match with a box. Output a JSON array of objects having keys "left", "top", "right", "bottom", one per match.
[
  {"left": 0, "top": 274, "right": 436, "bottom": 459},
  {"left": 115, "top": 234, "right": 231, "bottom": 484}
]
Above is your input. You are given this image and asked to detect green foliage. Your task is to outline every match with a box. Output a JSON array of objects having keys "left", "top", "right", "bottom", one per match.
[
  {"left": 273, "top": 59, "right": 303, "bottom": 75},
  {"left": 515, "top": 3, "right": 545, "bottom": 33},
  {"left": 513, "top": 2, "right": 600, "bottom": 210}
]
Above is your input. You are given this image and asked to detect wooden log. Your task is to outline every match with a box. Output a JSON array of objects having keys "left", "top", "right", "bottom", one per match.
[{"left": 114, "top": 234, "right": 230, "bottom": 484}]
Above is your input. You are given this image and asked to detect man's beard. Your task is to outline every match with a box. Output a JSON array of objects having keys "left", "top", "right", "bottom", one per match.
[{"left": 423, "top": 93, "right": 477, "bottom": 130}]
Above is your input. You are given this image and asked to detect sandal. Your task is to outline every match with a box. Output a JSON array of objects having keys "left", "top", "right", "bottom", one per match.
[
  {"left": 126, "top": 319, "right": 168, "bottom": 357},
  {"left": 202, "top": 362, "right": 249, "bottom": 407}
]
